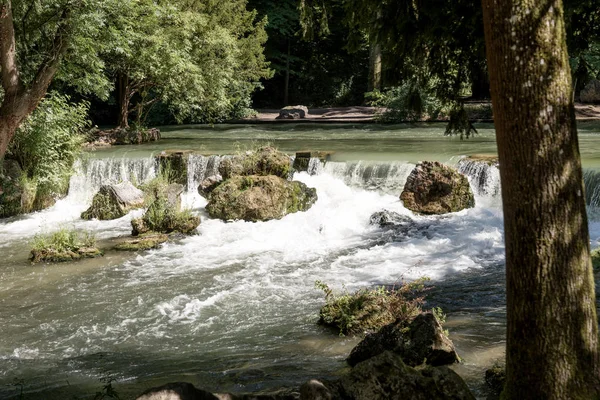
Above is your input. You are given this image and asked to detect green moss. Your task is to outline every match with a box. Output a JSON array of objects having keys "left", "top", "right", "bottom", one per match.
[
  {"left": 81, "top": 192, "right": 123, "bottom": 220},
  {"left": 316, "top": 278, "right": 430, "bottom": 336},
  {"left": 114, "top": 234, "right": 169, "bottom": 251}
]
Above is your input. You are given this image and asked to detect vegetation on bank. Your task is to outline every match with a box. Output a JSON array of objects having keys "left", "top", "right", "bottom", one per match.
[
  {"left": 30, "top": 228, "right": 102, "bottom": 263},
  {"left": 315, "top": 278, "right": 433, "bottom": 336},
  {"left": 0, "top": 94, "right": 89, "bottom": 218}
]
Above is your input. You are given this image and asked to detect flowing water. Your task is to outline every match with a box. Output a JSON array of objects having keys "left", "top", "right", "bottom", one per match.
[{"left": 1, "top": 122, "right": 600, "bottom": 399}]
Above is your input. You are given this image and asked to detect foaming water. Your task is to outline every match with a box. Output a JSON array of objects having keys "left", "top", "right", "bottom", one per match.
[{"left": 0, "top": 168, "right": 507, "bottom": 398}]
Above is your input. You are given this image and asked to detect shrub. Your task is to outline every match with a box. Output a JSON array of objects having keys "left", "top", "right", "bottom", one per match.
[
  {"left": 31, "top": 228, "right": 96, "bottom": 253},
  {"left": 374, "top": 83, "right": 448, "bottom": 123},
  {"left": 8, "top": 92, "right": 90, "bottom": 200},
  {"left": 316, "top": 278, "right": 430, "bottom": 336}
]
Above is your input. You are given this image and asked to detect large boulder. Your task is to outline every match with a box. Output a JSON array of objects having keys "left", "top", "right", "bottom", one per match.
[
  {"left": 81, "top": 181, "right": 145, "bottom": 220},
  {"left": 206, "top": 175, "right": 317, "bottom": 222},
  {"left": 338, "top": 351, "right": 475, "bottom": 400},
  {"left": 347, "top": 312, "right": 459, "bottom": 368},
  {"left": 400, "top": 161, "right": 474, "bottom": 215},
  {"left": 580, "top": 80, "right": 600, "bottom": 103},
  {"left": 219, "top": 147, "right": 292, "bottom": 180},
  {"left": 276, "top": 105, "right": 309, "bottom": 120}
]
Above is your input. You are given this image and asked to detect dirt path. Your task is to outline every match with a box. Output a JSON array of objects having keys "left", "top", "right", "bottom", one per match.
[{"left": 243, "top": 104, "right": 600, "bottom": 123}]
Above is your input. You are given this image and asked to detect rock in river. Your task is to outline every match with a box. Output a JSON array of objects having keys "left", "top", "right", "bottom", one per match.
[
  {"left": 400, "top": 161, "right": 474, "bottom": 215},
  {"left": 206, "top": 175, "right": 317, "bottom": 222}
]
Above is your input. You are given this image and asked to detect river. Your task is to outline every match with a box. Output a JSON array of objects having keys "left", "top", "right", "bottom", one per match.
[{"left": 1, "top": 122, "right": 600, "bottom": 399}]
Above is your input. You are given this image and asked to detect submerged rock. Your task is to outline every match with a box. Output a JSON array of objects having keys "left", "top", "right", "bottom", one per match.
[
  {"left": 339, "top": 351, "right": 474, "bottom": 400},
  {"left": 400, "top": 161, "right": 474, "bottom": 215},
  {"left": 206, "top": 175, "right": 317, "bottom": 222},
  {"left": 276, "top": 105, "right": 309, "bottom": 120},
  {"left": 369, "top": 210, "right": 413, "bottom": 227},
  {"left": 114, "top": 234, "right": 169, "bottom": 251},
  {"left": 484, "top": 363, "right": 506, "bottom": 399},
  {"left": 347, "top": 312, "right": 459, "bottom": 368},
  {"left": 81, "top": 181, "right": 145, "bottom": 220},
  {"left": 300, "top": 379, "right": 332, "bottom": 400},
  {"left": 219, "top": 147, "right": 292, "bottom": 180}
]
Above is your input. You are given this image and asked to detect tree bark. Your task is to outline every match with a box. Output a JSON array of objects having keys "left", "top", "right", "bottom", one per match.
[
  {"left": 481, "top": 0, "right": 600, "bottom": 398},
  {"left": 368, "top": 42, "right": 382, "bottom": 92},
  {"left": 0, "top": 1, "right": 70, "bottom": 160},
  {"left": 284, "top": 39, "right": 290, "bottom": 106},
  {"left": 118, "top": 73, "right": 131, "bottom": 128}
]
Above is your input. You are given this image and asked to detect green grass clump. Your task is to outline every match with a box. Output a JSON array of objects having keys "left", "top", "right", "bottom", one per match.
[
  {"left": 133, "top": 194, "right": 200, "bottom": 235},
  {"left": 30, "top": 228, "right": 100, "bottom": 263},
  {"left": 316, "top": 278, "right": 430, "bottom": 336}
]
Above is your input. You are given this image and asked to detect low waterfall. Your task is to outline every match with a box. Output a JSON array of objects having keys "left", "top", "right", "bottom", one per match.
[
  {"left": 68, "top": 157, "right": 158, "bottom": 202},
  {"left": 187, "top": 155, "right": 222, "bottom": 192},
  {"left": 318, "top": 161, "right": 415, "bottom": 193},
  {"left": 456, "top": 158, "right": 501, "bottom": 198}
]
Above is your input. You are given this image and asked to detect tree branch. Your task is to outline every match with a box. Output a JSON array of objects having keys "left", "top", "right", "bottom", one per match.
[
  {"left": 0, "top": 1, "right": 22, "bottom": 95},
  {"left": 28, "top": 7, "right": 71, "bottom": 102}
]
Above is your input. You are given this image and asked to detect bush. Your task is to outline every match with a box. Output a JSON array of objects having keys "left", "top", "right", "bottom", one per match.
[
  {"left": 132, "top": 194, "right": 200, "bottom": 235},
  {"left": 374, "top": 83, "right": 448, "bottom": 123},
  {"left": 316, "top": 278, "right": 430, "bottom": 336},
  {"left": 8, "top": 92, "right": 90, "bottom": 201}
]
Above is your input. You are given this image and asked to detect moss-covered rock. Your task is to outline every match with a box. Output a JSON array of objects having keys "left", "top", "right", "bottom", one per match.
[
  {"left": 114, "top": 234, "right": 169, "bottom": 251},
  {"left": 219, "top": 147, "right": 292, "bottom": 179},
  {"left": 206, "top": 175, "right": 317, "bottom": 222},
  {"left": 485, "top": 363, "right": 506, "bottom": 399},
  {"left": 400, "top": 161, "right": 475, "bottom": 215},
  {"left": 155, "top": 150, "right": 195, "bottom": 186},
  {"left": 81, "top": 182, "right": 145, "bottom": 220},
  {"left": 30, "top": 247, "right": 102, "bottom": 263},
  {"left": 347, "top": 312, "right": 459, "bottom": 368},
  {"left": 339, "top": 351, "right": 475, "bottom": 400},
  {"left": 132, "top": 193, "right": 200, "bottom": 236}
]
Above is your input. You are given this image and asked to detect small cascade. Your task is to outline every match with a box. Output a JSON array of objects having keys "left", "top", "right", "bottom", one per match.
[
  {"left": 306, "top": 157, "right": 324, "bottom": 175},
  {"left": 319, "top": 161, "right": 415, "bottom": 193},
  {"left": 187, "top": 155, "right": 222, "bottom": 191},
  {"left": 584, "top": 169, "right": 600, "bottom": 208},
  {"left": 68, "top": 157, "right": 157, "bottom": 203},
  {"left": 457, "top": 158, "right": 501, "bottom": 198}
]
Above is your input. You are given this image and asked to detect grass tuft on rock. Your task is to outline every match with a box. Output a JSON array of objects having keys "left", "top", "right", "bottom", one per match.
[
  {"left": 30, "top": 228, "right": 101, "bottom": 263},
  {"left": 316, "top": 278, "right": 430, "bottom": 336},
  {"left": 132, "top": 194, "right": 200, "bottom": 236}
]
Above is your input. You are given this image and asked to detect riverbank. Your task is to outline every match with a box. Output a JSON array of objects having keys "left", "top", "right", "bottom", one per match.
[{"left": 243, "top": 103, "right": 600, "bottom": 123}]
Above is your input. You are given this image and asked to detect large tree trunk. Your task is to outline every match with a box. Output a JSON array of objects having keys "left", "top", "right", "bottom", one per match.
[
  {"left": 118, "top": 73, "right": 131, "bottom": 128},
  {"left": 482, "top": 0, "right": 600, "bottom": 398},
  {"left": 284, "top": 40, "right": 291, "bottom": 106},
  {"left": 0, "top": 2, "right": 70, "bottom": 160},
  {"left": 368, "top": 42, "right": 382, "bottom": 92}
]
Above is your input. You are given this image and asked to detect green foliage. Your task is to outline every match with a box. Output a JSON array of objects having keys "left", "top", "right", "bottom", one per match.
[
  {"left": 444, "top": 105, "right": 478, "bottom": 140},
  {"left": 315, "top": 278, "right": 430, "bottom": 336},
  {"left": 8, "top": 93, "right": 90, "bottom": 198},
  {"left": 106, "top": 0, "right": 272, "bottom": 125},
  {"left": 374, "top": 83, "right": 448, "bottom": 122},
  {"left": 31, "top": 228, "right": 96, "bottom": 253}
]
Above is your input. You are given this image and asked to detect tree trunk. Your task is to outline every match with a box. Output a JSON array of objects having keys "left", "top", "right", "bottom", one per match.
[
  {"left": 284, "top": 40, "right": 290, "bottom": 106},
  {"left": 368, "top": 42, "right": 382, "bottom": 92},
  {"left": 470, "top": 62, "right": 490, "bottom": 99},
  {"left": 118, "top": 73, "right": 130, "bottom": 128},
  {"left": 482, "top": 0, "right": 600, "bottom": 398}
]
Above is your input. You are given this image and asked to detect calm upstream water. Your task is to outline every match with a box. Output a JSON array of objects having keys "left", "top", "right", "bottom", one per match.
[{"left": 1, "top": 122, "right": 600, "bottom": 399}]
